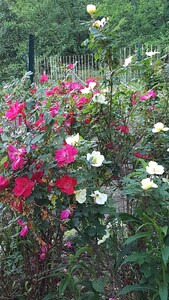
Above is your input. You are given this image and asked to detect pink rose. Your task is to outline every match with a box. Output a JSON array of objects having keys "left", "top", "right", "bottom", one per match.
[
  {"left": 54, "top": 144, "right": 78, "bottom": 167},
  {"left": 20, "top": 225, "right": 28, "bottom": 237},
  {"left": 60, "top": 209, "right": 71, "bottom": 220},
  {"left": 39, "top": 74, "right": 49, "bottom": 82}
]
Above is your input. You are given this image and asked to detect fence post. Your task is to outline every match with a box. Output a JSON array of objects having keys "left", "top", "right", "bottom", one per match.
[{"left": 28, "top": 34, "right": 35, "bottom": 83}]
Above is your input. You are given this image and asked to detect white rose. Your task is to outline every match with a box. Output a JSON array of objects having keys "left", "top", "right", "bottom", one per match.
[
  {"left": 146, "top": 51, "right": 159, "bottom": 57},
  {"left": 75, "top": 189, "right": 87, "bottom": 204},
  {"left": 86, "top": 4, "right": 96, "bottom": 14},
  {"left": 123, "top": 56, "right": 132, "bottom": 67},
  {"left": 88, "top": 82, "right": 96, "bottom": 90},
  {"left": 66, "top": 133, "right": 80, "bottom": 146},
  {"left": 91, "top": 190, "right": 108, "bottom": 205},
  {"left": 152, "top": 122, "right": 169, "bottom": 133},
  {"left": 87, "top": 150, "right": 104, "bottom": 167},
  {"left": 81, "top": 82, "right": 96, "bottom": 94},
  {"left": 141, "top": 178, "right": 158, "bottom": 190},
  {"left": 92, "top": 93, "right": 107, "bottom": 104},
  {"left": 146, "top": 161, "right": 164, "bottom": 175}
]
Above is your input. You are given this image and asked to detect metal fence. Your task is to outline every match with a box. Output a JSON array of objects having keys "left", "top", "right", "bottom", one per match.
[{"left": 35, "top": 45, "right": 169, "bottom": 83}]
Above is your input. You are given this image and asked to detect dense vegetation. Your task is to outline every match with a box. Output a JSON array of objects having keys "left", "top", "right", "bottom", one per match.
[
  {"left": 0, "top": 0, "right": 169, "bottom": 82},
  {"left": 0, "top": 2, "right": 169, "bottom": 300}
]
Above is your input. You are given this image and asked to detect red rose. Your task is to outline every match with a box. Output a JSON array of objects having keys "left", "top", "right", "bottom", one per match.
[
  {"left": 0, "top": 176, "right": 9, "bottom": 190},
  {"left": 117, "top": 125, "right": 129, "bottom": 134},
  {"left": 134, "top": 152, "right": 149, "bottom": 159},
  {"left": 13, "top": 176, "right": 35, "bottom": 198},
  {"left": 56, "top": 174, "right": 77, "bottom": 194}
]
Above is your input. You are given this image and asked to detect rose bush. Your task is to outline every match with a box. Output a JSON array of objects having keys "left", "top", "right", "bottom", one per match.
[{"left": 0, "top": 4, "right": 169, "bottom": 299}]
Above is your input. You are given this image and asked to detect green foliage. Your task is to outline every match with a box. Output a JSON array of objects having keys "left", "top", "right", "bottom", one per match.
[
  {"left": 0, "top": 0, "right": 91, "bottom": 82},
  {"left": 98, "top": 0, "right": 169, "bottom": 47},
  {"left": 0, "top": 5, "right": 169, "bottom": 299}
]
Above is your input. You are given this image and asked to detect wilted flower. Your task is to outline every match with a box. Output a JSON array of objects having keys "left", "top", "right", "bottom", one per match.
[
  {"left": 86, "top": 4, "right": 96, "bottom": 14},
  {"left": 87, "top": 151, "right": 104, "bottom": 167},
  {"left": 75, "top": 189, "right": 87, "bottom": 204},
  {"left": 92, "top": 93, "right": 107, "bottom": 104},
  {"left": 146, "top": 161, "right": 164, "bottom": 175},
  {"left": 10, "top": 199, "right": 23, "bottom": 212},
  {"left": 141, "top": 178, "right": 158, "bottom": 190},
  {"left": 152, "top": 122, "right": 169, "bottom": 133},
  {"left": 91, "top": 190, "right": 108, "bottom": 204}
]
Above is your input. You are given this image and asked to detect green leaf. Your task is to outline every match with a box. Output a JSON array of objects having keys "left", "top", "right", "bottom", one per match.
[
  {"left": 121, "top": 252, "right": 148, "bottom": 266},
  {"left": 125, "top": 232, "right": 149, "bottom": 245},
  {"left": 75, "top": 246, "right": 93, "bottom": 259},
  {"left": 161, "top": 226, "right": 168, "bottom": 236},
  {"left": 0, "top": 155, "right": 8, "bottom": 166},
  {"left": 161, "top": 246, "right": 169, "bottom": 267},
  {"left": 80, "top": 292, "right": 102, "bottom": 300},
  {"left": 92, "top": 278, "right": 105, "bottom": 293},
  {"left": 87, "top": 226, "right": 97, "bottom": 236},
  {"left": 26, "top": 98, "right": 36, "bottom": 110},
  {"left": 159, "top": 282, "right": 168, "bottom": 300},
  {"left": 42, "top": 293, "right": 56, "bottom": 300},
  {"left": 31, "top": 133, "right": 45, "bottom": 144},
  {"left": 117, "top": 284, "right": 156, "bottom": 296},
  {"left": 1, "top": 133, "right": 8, "bottom": 141},
  {"left": 119, "top": 213, "right": 141, "bottom": 223},
  {"left": 59, "top": 277, "right": 70, "bottom": 297}
]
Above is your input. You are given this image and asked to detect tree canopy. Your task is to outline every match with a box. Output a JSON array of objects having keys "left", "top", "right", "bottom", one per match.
[{"left": 0, "top": 0, "right": 168, "bottom": 82}]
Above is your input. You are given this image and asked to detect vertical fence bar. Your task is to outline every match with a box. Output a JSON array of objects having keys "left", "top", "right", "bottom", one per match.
[
  {"left": 49, "top": 56, "right": 52, "bottom": 80},
  {"left": 87, "top": 54, "right": 90, "bottom": 79},
  {"left": 28, "top": 34, "right": 35, "bottom": 83}
]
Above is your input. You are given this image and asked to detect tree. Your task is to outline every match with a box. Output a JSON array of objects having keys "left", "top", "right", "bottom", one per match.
[
  {"left": 0, "top": 0, "right": 27, "bottom": 82},
  {"left": 0, "top": 0, "right": 90, "bottom": 82},
  {"left": 98, "top": 0, "right": 169, "bottom": 47}
]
